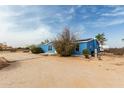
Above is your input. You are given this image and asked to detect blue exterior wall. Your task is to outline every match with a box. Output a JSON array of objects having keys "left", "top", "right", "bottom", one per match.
[
  {"left": 39, "top": 39, "right": 100, "bottom": 55},
  {"left": 73, "top": 39, "right": 99, "bottom": 55},
  {"left": 87, "top": 40, "right": 95, "bottom": 54},
  {"left": 73, "top": 42, "right": 87, "bottom": 55},
  {"left": 39, "top": 42, "right": 56, "bottom": 53}
]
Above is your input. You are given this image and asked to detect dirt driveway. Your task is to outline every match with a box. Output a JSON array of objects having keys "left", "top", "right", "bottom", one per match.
[{"left": 0, "top": 52, "right": 124, "bottom": 88}]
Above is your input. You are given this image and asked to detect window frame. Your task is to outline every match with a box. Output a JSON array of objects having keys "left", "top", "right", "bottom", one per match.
[
  {"left": 48, "top": 45, "right": 52, "bottom": 51},
  {"left": 75, "top": 44, "right": 80, "bottom": 52}
]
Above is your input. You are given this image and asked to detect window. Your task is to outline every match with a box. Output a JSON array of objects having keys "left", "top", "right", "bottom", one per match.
[
  {"left": 75, "top": 44, "right": 79, "bottom": 51},
  {"left": 48, "top": 45, "right": 52, "bottom": 51}
]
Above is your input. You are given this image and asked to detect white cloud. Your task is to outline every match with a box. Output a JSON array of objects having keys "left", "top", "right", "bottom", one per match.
[
  {"left": 90, "top": 18, "right": 124, "bottom": 28},
  {"left": 71, "top": 25, "right": 86, "bottom": 39},
  {"left": 65, "top": 7, "right": 75, "bottom": 20},
  {"left": 54, "top": 10, "right": 74, "bottom": 23},
  {"left": 102, "top": 6, "right": 124, "bottom": 16},
  {"left": 82, "top": 15, "right": 89, "bottom": 19},
  {"left": 106, "top": 19, "right": 124, "bottom": 26},
  {"left": 111, "top": 6, "right": 124, "bottom": 13},
  {"left": 102, "top": 11, "right": 124, "bottom": 16},
  {"left": 0, "top": 25, "right": 55, "bottom": 47},
  {"left": 0, "top": 6, "right": 55, "bottom": 47},
  {"left": 76, "top": 5, "right": 82, "bottom": 8},
  {"left": 69, "top": 7, "right": 75, "bottom": 14}
]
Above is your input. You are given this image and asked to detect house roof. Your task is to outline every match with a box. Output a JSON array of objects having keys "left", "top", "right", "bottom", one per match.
[
  {"left": 39, "top": 42, "right": 53, "bottom": 46},
  {"left": 39, "top": 38, "right": 96, "bottom": 46},
  {"left": 75, "top": 38, "right": 94, "bottom": 42}
]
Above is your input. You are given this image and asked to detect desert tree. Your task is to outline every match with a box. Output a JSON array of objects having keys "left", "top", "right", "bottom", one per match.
[
  {"left": 0, "top": 46, "right": 2, "bottom": 51},
  {"left": 95, "top": 33, "right": 107, "bottom": 45},
  {"left": 53, "top": 27, "right": 77, "bottom": 56},
  {"left": 95, "top": 33, "right": 107, "bottom": 59},
  {"left": 44, "top": 39, "right": 49, "bottom": 43},
  {"left": 41, "top": 39, "right": 49, "bottom": 44}
]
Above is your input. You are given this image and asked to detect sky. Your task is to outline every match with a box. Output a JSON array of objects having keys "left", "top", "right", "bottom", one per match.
[{"left": 0, "top": 5, "right": 124, "bottom": 48}]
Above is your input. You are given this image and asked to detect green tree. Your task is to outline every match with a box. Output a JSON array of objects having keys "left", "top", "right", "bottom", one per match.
[{"left": 95, "top": 33, "right": 107, "bottom": 45}]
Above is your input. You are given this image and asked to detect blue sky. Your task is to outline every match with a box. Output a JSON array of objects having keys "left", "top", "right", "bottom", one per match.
[{"left": 0, "top": 5, "right": 124, "bottom": 47}]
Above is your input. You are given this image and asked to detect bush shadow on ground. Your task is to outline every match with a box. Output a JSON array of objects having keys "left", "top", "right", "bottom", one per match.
[{"left": 1, "top": 57, "right": 41, "bottom": 70}]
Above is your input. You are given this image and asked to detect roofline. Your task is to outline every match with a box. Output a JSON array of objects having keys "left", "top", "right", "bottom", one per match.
[
  {"left": 40, "top": 38, "right": 97, "bottom": 45},
  {"left": 40, "top": 42, "right": 53, "bottom": 45},
  {"left": 75, "top": 38, "right": 94, "bottom": 43}
]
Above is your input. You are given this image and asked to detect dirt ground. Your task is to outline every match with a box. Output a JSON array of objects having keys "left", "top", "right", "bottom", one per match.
[{"left": 0, "top": 52, "right": 124, "bottom": 88}]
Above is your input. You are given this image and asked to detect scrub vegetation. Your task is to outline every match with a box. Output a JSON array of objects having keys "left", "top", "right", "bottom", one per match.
[
  {"left": 53, "top": 28, "right": 76, "bottom": 57},
  {"left": 105, "top": 48, "right": 124, "bottom": 55},
  {"left": 30, "top": 45, "right": 44, "bottom": 54},
  {"left": 82, "top": 49, "right": 90, "bottom": 58}
]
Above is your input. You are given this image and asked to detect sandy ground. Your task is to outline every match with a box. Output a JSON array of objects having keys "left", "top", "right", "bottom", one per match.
[{"left": 0, "top": 52, "right": 124, "bottom": 88}]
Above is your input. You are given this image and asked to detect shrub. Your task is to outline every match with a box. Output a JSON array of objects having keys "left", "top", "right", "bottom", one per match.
[
  {"left": 23, "top": 49, "right": 30, "bottom": 53},
  {"left": 0, "top": 47, "right": 2, "bottom": 51},
  {"left": 82, "top": 49, "right": 90, "bottom": 58},
  {"left": 53, "top": 28, "right": 76, "bottom": 57},
  {"left": 104, "top": 48, "right": 124, "bottom": 55},
  {"left": 30, "top": 46, "right": 44, "bottom": 54},
  {"left": 10, "top": 49, "right": 17, "bottom": 52}
]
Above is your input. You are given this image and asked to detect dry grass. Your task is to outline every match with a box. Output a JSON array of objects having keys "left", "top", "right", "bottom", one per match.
[{"left": 105, "top": 48, "right": 124, "bottom": 55}]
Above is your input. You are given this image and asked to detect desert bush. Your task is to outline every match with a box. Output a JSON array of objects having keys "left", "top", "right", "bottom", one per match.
[
  {"left": 105, "top": 48, "right": 124, "bottom": 55},
  {"left": 0, "top": 47, "right": 2, "bottom": 51},
  {"left": 24, "top": 46, "right": 30, "bottom": 50},
  {"left": 53, "top": 28, "right": 76, "bottom": 56},
  {"left": 23, "top": 49, "right": 30, "bottom": 53},
  {"left": 82, "top": 49, "right": 90, "bottom": 58},
  {"left": 30, "top": 45, "right": 44, "bottom": 54},
  {"left": 10, "top": 49, "right": 17, "bottom": 52},
  {"left": 17, "top": 47, "right": 23, "bottom": 49}
]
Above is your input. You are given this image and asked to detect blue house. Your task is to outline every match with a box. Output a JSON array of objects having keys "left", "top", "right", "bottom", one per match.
[
  {"left": 39, "top": 42, "right": 56, "bottom": 53},
  {"left": 39, "top": 38, "right": 100, "bottom": 56}
]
